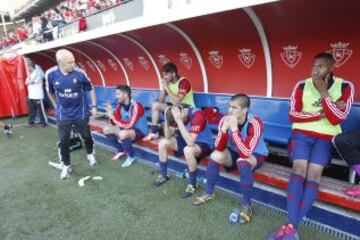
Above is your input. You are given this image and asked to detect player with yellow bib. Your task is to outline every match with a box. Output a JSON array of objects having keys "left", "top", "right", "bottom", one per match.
[
  {"left": 268, "top": 53, "right": 354, "bottom": 240},
  {"left": 144, "top": 62, "right": 195, "bottom": 141}
]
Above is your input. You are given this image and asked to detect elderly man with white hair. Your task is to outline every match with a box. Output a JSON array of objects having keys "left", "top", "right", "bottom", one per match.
[{"left": 46, "top": 49, "right": 98, "bottom": 180}]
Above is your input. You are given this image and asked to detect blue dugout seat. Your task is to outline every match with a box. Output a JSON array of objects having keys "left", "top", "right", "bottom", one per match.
[{"left": 94, "top": 86, "right": 360, "bottom": 148}]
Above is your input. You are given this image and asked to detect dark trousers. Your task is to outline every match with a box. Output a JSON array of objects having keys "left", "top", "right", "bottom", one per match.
[
  {"left": 333, "top": 131, "right": 360, "bottom": 166},
  {"left": 28, "top": 99, "right": 45, "bottom": 124},
  {"left": 58, "top": 118, "right": 94, "bottom": 166}
]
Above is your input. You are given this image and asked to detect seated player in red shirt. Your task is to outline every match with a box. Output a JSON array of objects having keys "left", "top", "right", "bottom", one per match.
[
  {"left": 152, "top": 105, "right": 214, "bottom": 198},
  {"left": 104, "top": 85, "right": 149, "bottom": 168},
  {"left": 194, "top": 94, "right": 268, "bottom": 225}
]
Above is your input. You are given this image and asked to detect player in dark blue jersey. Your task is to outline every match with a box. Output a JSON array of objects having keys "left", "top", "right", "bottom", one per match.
[{"left": 46, "top": 49, "right": 98, "bottom": 180}]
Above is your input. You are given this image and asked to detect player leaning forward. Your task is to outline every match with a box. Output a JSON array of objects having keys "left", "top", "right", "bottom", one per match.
[
  {"left": 46, "top": 49, "right": 98, "bottom": 180},
  {"left": 152, "top": 105, "right": 213, "bottom": 198},
  {"left": 194, "top": 94, "right": 268, "bottom": 224}
]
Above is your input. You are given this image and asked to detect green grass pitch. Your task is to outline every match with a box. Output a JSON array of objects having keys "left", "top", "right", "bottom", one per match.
[{"left": 0, "top": 118, "right": 340, "bottom": 240}]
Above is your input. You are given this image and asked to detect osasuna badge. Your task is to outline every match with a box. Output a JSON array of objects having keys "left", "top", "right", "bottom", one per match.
[
  {"left": 77, "top": 62, "right": 86, "bottom": 71},
  {"left": 312, "top": 98, "right": 322, "bottom": 108},
  {"left": 326, "top": 42, "right": 353, "bottom": 68},
  {"left": 107, "top": 59, "right": 118, "bottom": 71},
  {"left": 96, "top": 60, "right": 106, "bottom": 72},
  {"left": 158, "top": 54, "right": 170, "bottom": 65},
  {"left": 179, "top": 53, "right": 192, "bottom": 69},
  {"left": 208, "top": 50, "right": 223, "bottom": 69},
  {"left": 73, "top": 78, "right": 78, "bottom": 84},
  {"left": 138, "top": 56, "right": 149, "bottom": 70},
  {"left": 85, "top": 61, "right": 96, "bottom": 72},
  {"left": 280, "top": 45, "right": 302, "bottom": 68},
  {"left": 238, "top": 48, "right": 255, "bottom": 69},
  {"left": 123, "top": 58, "right": 134, "bottom": 71}
]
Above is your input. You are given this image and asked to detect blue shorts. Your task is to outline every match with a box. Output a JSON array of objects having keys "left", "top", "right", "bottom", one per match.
[
  {"left": 107, "top": 127, "right": 144, "bottom": 142},
  {"left": 289, "top": 132, "right": 333, "bottom": 166},
  {"left": 224, "top": 148, "right": 266, "bottom": 172},
  {"left": 133, "top": 128, "right": 145, "bottom": 142},
  {"left": 174, "top": 136, "right": 212, "bottom": 162}
]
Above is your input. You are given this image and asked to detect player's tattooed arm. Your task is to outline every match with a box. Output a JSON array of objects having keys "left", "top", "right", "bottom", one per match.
[
  {"left": 164, "top": 107, "right": 175, "bottom": 139},
  {"left": 172, "top": 107, "right": 196, "bottom": 146},
  {"left": 162, "top": 81, "right": 183, "bottom": 106},
  {"left": 158, "top": 79, "right": 167, "bottom": 103},
  {"left": 159, "top": 90, "right": 167, "bottom": 103}
]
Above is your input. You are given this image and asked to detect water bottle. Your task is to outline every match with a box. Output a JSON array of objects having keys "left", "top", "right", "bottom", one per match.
[
  {"left": 175, "top": 171, "right": 185, "bottom": 178},
  {"left": 228, "top": 209, "right": 240, "bottom": 224},
  {"left": 299, "top": 216, "right": 307, "bottom": 224},
  {"left": 184, "top": 169, "right": 189, "bottom": 179},
  {"left": 175, "top": 169, "right": 188, "bottom": 179},
  {"left": 197, "top": 176, "right": 207, "bottom": 184}
]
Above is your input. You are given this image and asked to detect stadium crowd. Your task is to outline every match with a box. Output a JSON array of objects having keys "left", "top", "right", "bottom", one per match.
[{"left": 0, "top": 0, "right": 122, "bottom": 49}]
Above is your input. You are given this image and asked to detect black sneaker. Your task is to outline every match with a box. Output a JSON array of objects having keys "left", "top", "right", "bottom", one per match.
[
  {"left": 152, "top": 175, "right": 170, "bottom": 187},
  {"left": 180, "top": 184, "right": 198, "bottom": 198}
]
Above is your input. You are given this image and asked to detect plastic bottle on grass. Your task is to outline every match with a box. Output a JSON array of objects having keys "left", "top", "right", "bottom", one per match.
[
  {"left": 175, "top": 169, "right": 190, "bottom": 179},
  {"left": 197, "top": 176, "right": 207, "bottom": 184}
]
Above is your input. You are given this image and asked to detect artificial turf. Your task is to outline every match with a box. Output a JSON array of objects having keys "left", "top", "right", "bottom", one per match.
[{"left": 0, "top": 118, "right": 341, "bottom": 240}]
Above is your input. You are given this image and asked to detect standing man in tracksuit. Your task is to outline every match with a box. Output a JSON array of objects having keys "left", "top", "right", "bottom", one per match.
[
  {"left": 25, "top": 57, "right": 47, "bottom": 128},
  {"left": 46, "top": 49, "right": 98, "bottom": 180}
]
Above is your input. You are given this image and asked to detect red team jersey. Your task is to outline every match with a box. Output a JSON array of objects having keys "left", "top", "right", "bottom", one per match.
[
  {"left": 177, "top": 110, "right": 213, "bottom": 148},
  {"left": 188, "top": 111, "right": 207, "bottom": 135},
  {"left": 215, "top": 115, "right": 265, "bottom": 158},
  {"left": 172, "top": 111, "right": 206, "bottom": 133}
]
